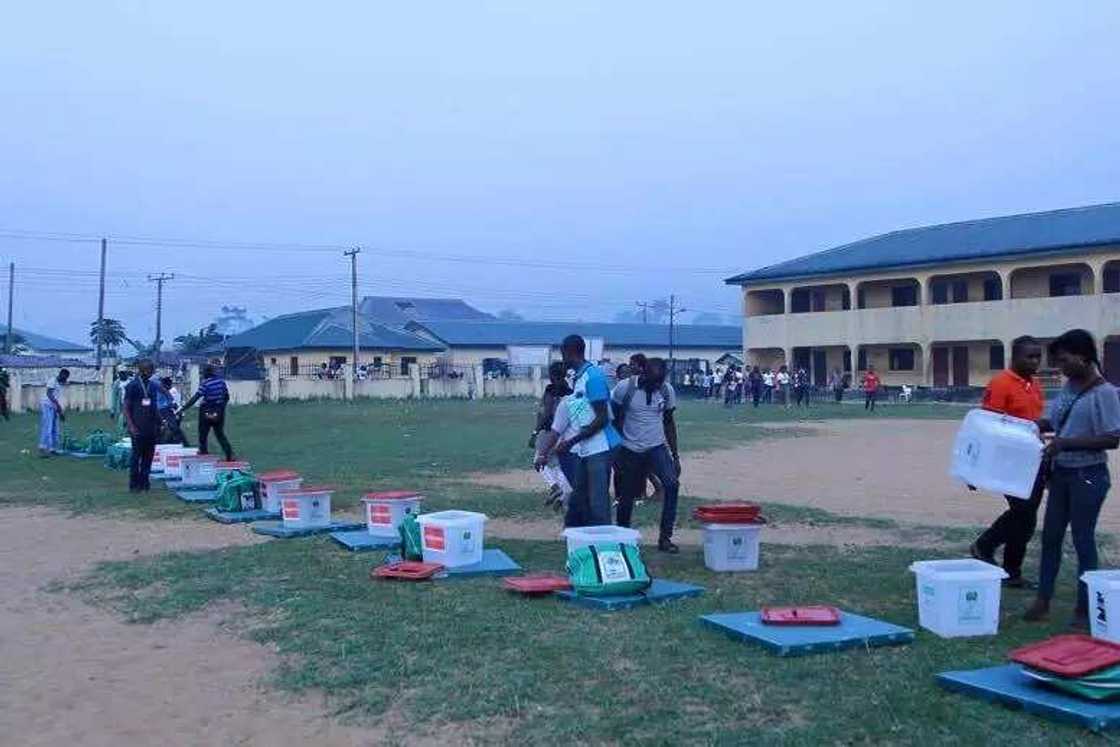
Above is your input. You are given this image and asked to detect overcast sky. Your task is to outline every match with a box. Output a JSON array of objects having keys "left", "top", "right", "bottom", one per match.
[{"left": 2, "top": 2, "right": 1118, "bottom": 345}]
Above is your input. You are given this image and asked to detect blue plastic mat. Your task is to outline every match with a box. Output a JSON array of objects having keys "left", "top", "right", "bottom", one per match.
[
  {"left": 330, "top": 530, "right": 402, "bottom": 552},
  {"left": 175, "top": 489, "right": 218, "bottom": 503},
  {"left": 437, "top": 549, "right": 521, "bottom": 578},
  {"left": 251, "top": 520, "right": 364, "bottom": 538},
  {"left": 699, "top": 610, "right": 914, "bottom": 656},
  {"left": 379, "top": 548, "right": 522, "bottom": 578},
  {"left": 937, "top": 664, "right": 1120, "bottom": 732},
  {"left": 65, "top": 451, "right": 101, "bottom": 459},
  {"left": 162, "top": 479, "right": 183, "bottom": 491},
  {"left": 203, "top": 507, "right": 280, "bottom": 524},
  {"left": 555, "top": 579, "right": 706, "bottom": 611}
]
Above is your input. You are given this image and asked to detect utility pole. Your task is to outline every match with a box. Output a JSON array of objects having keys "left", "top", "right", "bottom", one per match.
[
  {"left": 667, "top": 294, "right": 687, "bottom": 377},
  {"left": 344, "top": 247, "right": 361, "bottom": 388},
  {"left": 96, "top": 238, "right": 107, "bottom": 368},
  {"left": 635, "top": 301, "right": 650, "bottom": 324},
  {"left": 147, "top": 273, "right": 174, "bottom": 355},
  {"left": 4, "top": 263, "right": 13, "bottom": 354}
]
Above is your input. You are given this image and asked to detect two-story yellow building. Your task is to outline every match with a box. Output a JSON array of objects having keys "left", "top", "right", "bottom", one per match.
[{"left": 726, "top": 203, "right": 1120, "bottom": 388}]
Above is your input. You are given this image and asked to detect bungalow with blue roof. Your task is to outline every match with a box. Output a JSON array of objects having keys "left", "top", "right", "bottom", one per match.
[{"left": 725, "top": 202, "right": 1120, "bottom": 387}]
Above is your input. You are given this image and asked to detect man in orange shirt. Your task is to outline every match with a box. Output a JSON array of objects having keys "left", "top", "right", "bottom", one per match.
[
  {"left": 971, "top": 336, "right": 1046, "bottom": 588},
  {"left": 862, "top": 365, "right": 881, "bottom": 411}
]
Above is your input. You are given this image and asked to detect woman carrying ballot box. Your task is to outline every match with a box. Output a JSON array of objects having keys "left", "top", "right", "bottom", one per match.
[{"left": 1024, "top": 330, "right": 1120, "bottom": 628}]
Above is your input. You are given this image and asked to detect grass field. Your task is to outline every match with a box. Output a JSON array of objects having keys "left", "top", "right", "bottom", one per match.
[{"left": 1, "top": 398, "right": 1104, "bottom": 744}]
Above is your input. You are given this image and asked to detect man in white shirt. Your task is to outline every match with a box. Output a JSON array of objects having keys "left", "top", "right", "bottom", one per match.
[{"left": 611, "top": 357, "right": 682, "bottom": 552}]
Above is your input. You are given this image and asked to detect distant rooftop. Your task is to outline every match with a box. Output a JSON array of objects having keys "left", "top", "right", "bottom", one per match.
[
  {"left": 357, "top": 296, "right": 493, "bottom": 328},
  {"left": 726, "top": 202, "right": 1120, "bottom": 285},
  {"left": 407, "top": 320, "right": 741, "bottom": 349},
  {"left": 6, "top": 327, "right": 91, "bottom": 352},
  {"left": 224, "top": 307, "right": 444, "bottom": 352}
]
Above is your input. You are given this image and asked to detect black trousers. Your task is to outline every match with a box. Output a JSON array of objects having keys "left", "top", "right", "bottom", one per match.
[
  {"left": 975, "top": 468, "right": 1047, "bottom": 579},
  {"left": 198, "top": 409, "right": 234, "bottom": 461},
  {"left": 160, "top": 408, "right": 190, "bottom": 446},
  {"left": 864, "top": 391, "right": 876, "bottom": 410},
  {"left": 129, "top": 433, "right": 157, "bottom": 490},
  {"left": 0, "top": 391, "right": 8, "bottom": 420}
]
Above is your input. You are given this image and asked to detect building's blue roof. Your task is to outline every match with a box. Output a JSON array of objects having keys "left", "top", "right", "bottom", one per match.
[
  {"left": 8, "top": 327, "right": 91, "bottom": 352},
  {"left": 224, "top": 307, "right": 444, "bottom": 352},
  {"left": 726, "top": 202, "right": 1120, "bottom": 285},
  {"left": 358, "top": 296, "right": 493, "bottom": 328},
  {"left": 407, "top": 320, "right": 741, "bottom": 349}
]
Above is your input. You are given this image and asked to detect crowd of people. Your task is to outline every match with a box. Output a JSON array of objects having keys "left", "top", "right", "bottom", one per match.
[
  {"left": 681, "top": 362, "right": 883, "bottom": 410},
  {"left": 533, "top": 337, "right": 682, "bottom": 552}
]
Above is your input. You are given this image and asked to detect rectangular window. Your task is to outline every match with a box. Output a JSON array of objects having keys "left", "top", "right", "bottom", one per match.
[
  {"left": 1049, "top": 272, "right": 1082, "bottom": 297},
  {"left": 857, "top": 288, "right": 866, "bottom": 309},
  {"left": 1105, "top": 268, "right": 1120, "bottom": 294},
  {"left": 790, "top": 289, "right": 810, "bottom": 313},
  {"left": 891, "top": 285, "right": 918, "bottom": 307},
  {"left": 931, "top": 281, "right": 948, "bottom": 305},
  {"left": 400, "top": 356, "right": 417, "bottom": 376},
  {"left": 857, "top": 349, "right": 867, "bottom": 371},
  {"left": 889, "top": 348, "right": 915, "bottom": 371},
  {"left": 289, "top": 356, "right": 299, "bottom": 376},
  {"left": 842, "top": 290, "right": 851, "bottom": 310},
  {"left": 989, "top": 344, "right": 1005, "bottom": 371},
  {"left": 951, "top": 280, "right": 969, "bottom": 303},
  {"left": 810, "top": 290, "right": 826, "bottom": 312},
  {"left": 983, "top": 278, "right": 1002, "bottom": 301}
]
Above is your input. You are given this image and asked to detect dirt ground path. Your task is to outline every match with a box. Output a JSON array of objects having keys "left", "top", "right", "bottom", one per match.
[
  {"left": 0, "top": 507, "right": 380, "bottom": 747},
  {"left": 473, "top": 418, "right": 1120, "bottom": 534}
]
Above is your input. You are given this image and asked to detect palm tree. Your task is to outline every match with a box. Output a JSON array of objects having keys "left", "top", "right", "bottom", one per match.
[
  {"left": 89, "top": 318, "right": 129, "bottom": 355},
  {"left": 175, "top": 323, "right": 224, "bottom": 353}
]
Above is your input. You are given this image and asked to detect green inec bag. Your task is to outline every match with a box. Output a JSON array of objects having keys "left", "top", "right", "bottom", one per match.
[
  {"left": 567, "top": 542, "right": 651, "bottom": 597},
  {"left": 399, "top": 513, "right": 424, "bottom": 561},
  {"left": 214, "top": 470, "right": 262, "bottom": 513},
  {"left": 84, "top": 429, "right": 115, "bottom": 455}
]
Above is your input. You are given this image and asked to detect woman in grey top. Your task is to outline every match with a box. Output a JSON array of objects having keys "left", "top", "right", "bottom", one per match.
[{"left": 1025, "top": 329, "right": 1120, "bottom": 626}]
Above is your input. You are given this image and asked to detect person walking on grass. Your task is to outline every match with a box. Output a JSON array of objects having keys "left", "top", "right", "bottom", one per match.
[
  {"left": 0, "top": 365, "right": 10, "bottom": 421},
  {"left": 123, "top": 359, "right": 161, "bottom": 492},
  {"left": 762, "top": 367, "right": 774, "bottom": 404},
  {"left": 830, "top": 368, "right": 846, "bottom": 404},
  {"left": 546, "top": 335, "right": 620, "bottom": 527},
  {"left": 970, "top": 336, "right": 1046, "bottom": 589},
  {"left": 531, "top": 361, "right": 573, "bottom": 449},
  {"left": 794, "top": 366, "right": 810, "bottom": 408},
  {"left": 1025, "top": 330, "right": 1120, "bottom": 628},
  {"left": 38, "top": 368, "right": 69, "bottom": 457},
  {"left": 775, "top": 365, "right": 791, "bottom": 408},
  {"left": 748, "top": 366, "right": 763, "bottom": 407},
  {"left": 862, "top": 365, "right": 881, "bottom": 411},
  {"left": 158, "top": 376, "right": 190, "bottom": 447},
  {"left": 178, "top": 365, "right": 235, "bottom": 461},
  {"left": 612, "top": 357, "right": 682, "bottom": 553}
]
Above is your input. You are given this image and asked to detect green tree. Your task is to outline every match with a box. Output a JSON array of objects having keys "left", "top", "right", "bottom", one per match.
[
  {"left": 89, "top": 318, "right": 129, "bottom": 355},
  {"left": 174, "top": 323, "right": 224, "bottom": 353}
]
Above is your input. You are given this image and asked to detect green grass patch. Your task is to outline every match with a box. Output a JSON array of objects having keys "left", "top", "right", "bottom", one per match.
[
  {"left": 70, "top": 537, "right": 1099, "bottom": 744},
  {"left": 0, "top": 398, "right": 961, "bottom": 520}
]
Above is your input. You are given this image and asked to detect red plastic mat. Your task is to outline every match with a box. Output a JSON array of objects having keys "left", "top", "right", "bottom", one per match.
[
  {"left": 371, "top": 561, "right": 444, "bottom": 581},
  {"left": 258, "top": 470, "right": 300, "bottom": 482},
  {"left": 761, "top": 605, "right": 843, "bottom": 626},
  {"left": 503, "top": 574, "right": 572, "bottom": 595},
  {"left": 1010, "top": 635, "right": 1120, "bottom": 677},
  {"left": 364, "top": 490, "right": 422, "bottom": 500},
  {"left": 693, "top": 503, "right": 762, "bottom": 523}
]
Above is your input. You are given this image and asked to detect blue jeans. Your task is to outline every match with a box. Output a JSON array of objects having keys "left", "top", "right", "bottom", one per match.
[
  {"left": 1038, "top": 463, "right": 1111, "bottom": 610},
  {"left": 565, "top": 449, "right": 614, "bottom": 528},
  {"left": 616, "top": 444, "right": 680, "bottom": 541}
]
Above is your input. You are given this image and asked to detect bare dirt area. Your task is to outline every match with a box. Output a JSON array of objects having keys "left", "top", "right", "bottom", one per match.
[
  {"left": 0, "top": 507, "right": 380, "bottom": 747},
  {"left": 473, "top": 418, "right": 1120, "bottom": 535}
]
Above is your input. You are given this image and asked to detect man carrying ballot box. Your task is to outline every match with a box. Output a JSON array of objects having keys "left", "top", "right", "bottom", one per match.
[{"left": 970, "top": 336, "right": 1046, "bottom": 589}]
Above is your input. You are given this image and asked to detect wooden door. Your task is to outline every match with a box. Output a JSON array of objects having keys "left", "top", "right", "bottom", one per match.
[
  {"left": 952, "top": 346, "right": 970, "bottom": 387},
  {"left": 932, "top": 347, "right": 949, "bottom": 387}
]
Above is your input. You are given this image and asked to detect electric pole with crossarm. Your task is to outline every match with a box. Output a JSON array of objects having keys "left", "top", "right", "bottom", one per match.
[{"left": 147, "top": 273, "right": 174, "bottom": 354}]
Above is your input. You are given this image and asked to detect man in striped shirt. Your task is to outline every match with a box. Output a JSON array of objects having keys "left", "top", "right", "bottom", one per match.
[{"left": 178, "top": 365, "right": 235, "bottom": 461}]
